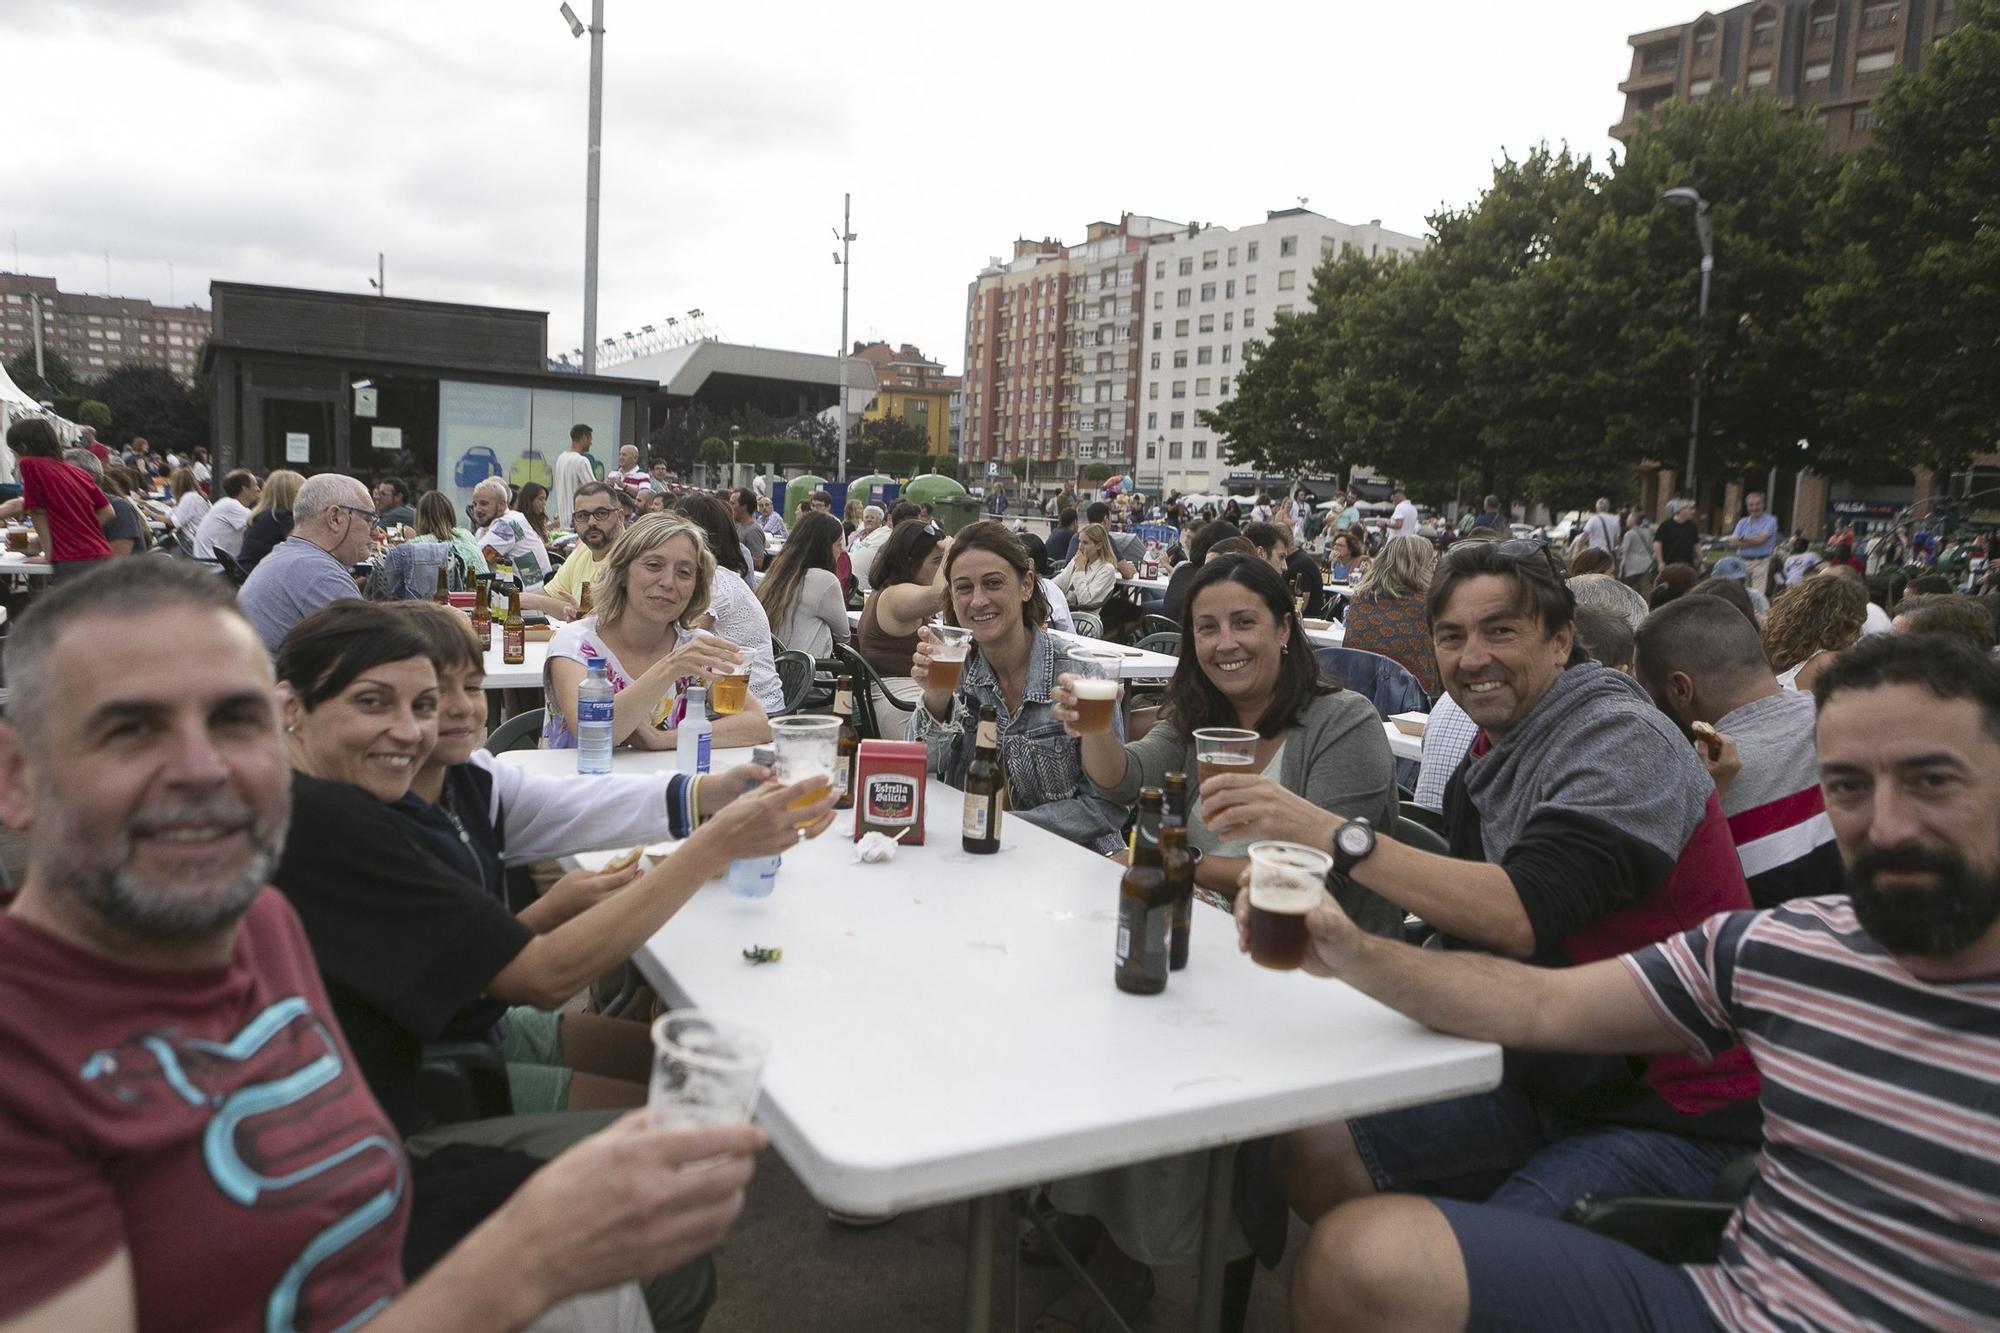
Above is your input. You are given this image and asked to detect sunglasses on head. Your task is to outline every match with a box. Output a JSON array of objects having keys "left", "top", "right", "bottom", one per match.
[{"left": 1447, "top": 536, "right": 1565, "bottom": 583}]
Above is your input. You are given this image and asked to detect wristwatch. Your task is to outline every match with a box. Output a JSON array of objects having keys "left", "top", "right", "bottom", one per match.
[{"left": 1332, "top": 818, "right": 1377, "bottom": 876}]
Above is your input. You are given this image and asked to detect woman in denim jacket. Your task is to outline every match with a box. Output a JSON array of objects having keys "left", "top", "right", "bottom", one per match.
[{"left": 907, "top": 521, "right": 1127, "bottom": 856}]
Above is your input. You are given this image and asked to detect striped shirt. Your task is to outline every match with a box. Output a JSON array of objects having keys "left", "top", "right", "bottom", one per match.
[
  {"left": 1625, "top": 899, "right": 2000, "bottom": 1331},
  {"left": 1715, "top": 690, "right": 1843, "bottom": 910}
]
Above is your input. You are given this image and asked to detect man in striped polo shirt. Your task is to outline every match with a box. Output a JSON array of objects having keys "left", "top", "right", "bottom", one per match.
[
  {"left": 1636, "top": 595, "right": 1844, "bottom": 909},
  {"left": 1261, "top": 631, "right": 1999, "bottom": 1331}
]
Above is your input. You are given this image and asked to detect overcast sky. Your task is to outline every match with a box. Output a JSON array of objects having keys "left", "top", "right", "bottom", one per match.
[{"left": 7, "top": 0, "right": 1689, "bottom": 378}]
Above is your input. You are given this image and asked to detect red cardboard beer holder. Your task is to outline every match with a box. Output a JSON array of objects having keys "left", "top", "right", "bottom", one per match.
[{"left": 853, "top": 739, "right": 927, "bottom": 845}]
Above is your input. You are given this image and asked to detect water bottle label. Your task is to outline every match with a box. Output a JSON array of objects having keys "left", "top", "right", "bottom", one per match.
[
  {"left": 578, "top": 698, "right": 613, "bottom": 723},
  {"left": 696, "top": 732, "right": 711, "bottom": 774}
]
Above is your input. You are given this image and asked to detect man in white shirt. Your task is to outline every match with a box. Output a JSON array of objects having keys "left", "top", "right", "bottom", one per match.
[
  {"left": 849, "top": 506, "right": 891, "bottom": 594},
  {"left": 193, "top": 469, "right": 261, "bottom": 560},
  {"left": 469, "top": 478, "right": 552, "bottom": 586},
  {"left": 1389, "top": 486, "right": 1421, "bottom": 540},
  {"left": 550, "top": 423, "right": 598, "bottom": 528},
  {"left": 1581, "top": 497, "right": 1621, "bottom": 553},
  {"left": 614, "top": 443, "right": 653, "bottom": 495}
]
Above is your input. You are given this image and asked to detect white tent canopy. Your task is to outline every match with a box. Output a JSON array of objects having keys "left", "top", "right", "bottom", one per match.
[{"left": 0, "top": 361, "right": 83, "bottom": 484}]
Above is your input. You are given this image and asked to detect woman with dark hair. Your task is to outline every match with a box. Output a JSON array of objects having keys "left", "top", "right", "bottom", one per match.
[
  {"left": 269, "top": 599, "right": 829, "bottom": 1294},
  {"left": 408, "top": 490, "right": 489, "bottom": 578},
  {"left": 755, "top": 509, "right": 850, "bottom": 658},
  {"left": 1647, "top": 561, "right": 1703, "bottom": 610},
  {"left": 909, "top": 520, "right": 1124, "bottom": 853},
  {"left": 1060, "top": 555, "right": 1400, "bottom": 910},
  {"left": 1326, "top": 530, "right": 1369, "bottom": 583},
  {"left": 857, "top": 518, "right": 948, "bottom": 677},
  {"left": 668, "top": 491, "right": 783, "bottom": 712},
  {"left": 6, "top": 417, "right": 112, "bottom": 578},
  {"left": 515, "top": 481, "right": 552, "bottom": 546}
]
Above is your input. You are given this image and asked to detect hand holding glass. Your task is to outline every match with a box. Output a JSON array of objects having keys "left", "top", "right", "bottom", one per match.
[
  {"left": 1066, "top": 647, "right": 1123, "bottom": 734},
  {"left": 648, "top": 1012, "right": 771, "bottom": 1129},
  {"left": 1245, "top": 841, "right": 1331, "bottom": 971}
]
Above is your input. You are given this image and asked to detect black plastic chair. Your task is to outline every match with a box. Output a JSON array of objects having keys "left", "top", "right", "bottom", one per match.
[
  {"left": 1133, "top": 631, "right": 1182, "bottom": 658},
  {"left": 1140, "top": 613, "right": 1180, "bottom": 638},
  {"left": 482, "top": 708, "right": 545, "bottom": 754},
  {"left": 1398, "top": 799, "right": 1447, "bottom": 837},
  {"left": 829, "top": 641, "right": 925, "bottom": 740},
  {"left": 417, "top": 1041, "right": 513, "bottom": 1125},
  {"left": 1565, "top": 1154, "right": 1757, "bottom": 1263},
  {"left": 772, "top": 650, "right": 816, "bottom": 717}
]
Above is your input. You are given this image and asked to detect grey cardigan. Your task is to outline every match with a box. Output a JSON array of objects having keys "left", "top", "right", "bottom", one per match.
[{"left": 1099, "top": 688, "right": 1404, "bottom": 938}]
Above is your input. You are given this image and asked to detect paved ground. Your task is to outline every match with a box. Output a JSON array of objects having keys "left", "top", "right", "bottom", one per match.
[{"left": 704, "top": 1152, "right": 1302, "bottom": 1332}]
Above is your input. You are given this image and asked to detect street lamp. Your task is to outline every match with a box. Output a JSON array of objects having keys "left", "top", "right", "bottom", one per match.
[
  {"left": 560, "top": 1, "right": 605, "bottom": 374},
  {"left": 831, "top": 194, "right": 857, "bottom": 481},
  {"left": 1662, "top": 186, "right": 1713, "bottom": 511}
]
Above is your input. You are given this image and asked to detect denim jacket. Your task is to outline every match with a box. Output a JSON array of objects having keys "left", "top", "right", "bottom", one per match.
[{"left": 907, "top": 627, "right": 1128, "bottom": 855}]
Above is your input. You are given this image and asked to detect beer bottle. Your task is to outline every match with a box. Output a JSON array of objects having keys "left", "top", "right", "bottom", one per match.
[
  {"left": 961, "top": 705, "right": 1002, "bottom": 854},
  {"left": 1163, "top": 772, "right": 1194, "bottom": 970},
  {"left": 833, "top": 676, "right": 859, "bottom": 811},
  {"left": 1115, "top": 788, "right": 1171, "bottom": 995},
  {"left": 502, "top": 583, "right": 526, "bottom": 666},
  {"left": 433, "top": 563, "right": 450, "bottom": 605},
  {"left": 578, "top": 576, "right": 593, "bottom": 618},
  {"left": 471, "top": 572, "right": 493, "bottom": 648}
]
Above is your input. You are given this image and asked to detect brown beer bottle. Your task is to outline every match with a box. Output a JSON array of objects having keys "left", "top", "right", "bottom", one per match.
[
  {"left": 433, "top": 563, "right": 450, "bottom": 605},
  {"left": 1163, "top": 772, "right": 1194, "bottom": 971},
  {"left": 502, "top": 583, "right": 526, "bottom": 666},
  {"left": 471, "top": 572, "right": 493, "bottom": 648},
  {"left": 1115, "top": 788, "right": 1171, "bottom": 995},
  {"left": 833, "top": 676, "right": 859, "bottom": 811},
  {"left": 961, "top": 705, "right": 1002, "bottom": 854},
  {"left": 578, "top": 576, "right": 593, "bottom": 618}
]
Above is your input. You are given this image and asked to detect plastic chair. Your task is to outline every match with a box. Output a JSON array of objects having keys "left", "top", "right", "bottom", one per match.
[
  {"left": 1398, "top": 800, "right": 1447, "bottom": 838},
  {"left": 1565, "top": 1154, "right": 1757, "bottom": 1263},
  {"left": 1070, "top": 609, "right": 1104, "bottom": 639},
  {"left": 1391, "top": 813, "right": 1450, "bottom": 856},
  {"left": 828, "top": 641, "right": 924, "bottom": 740},
  {"left": 1134, "top": 631, "right": 1182, "bottom": 658},
  {"left": 482, "top": 708, "right": 545, "bottom": 754},
  {"left": 417, "top": 1040, "right": 514, "bottom": 1125},
  {"left": 1140, "top": 613, "right": 1181, "bottom": 638},
  {"left": 771, "top": 649, "right": 816, "bottom": 717}
]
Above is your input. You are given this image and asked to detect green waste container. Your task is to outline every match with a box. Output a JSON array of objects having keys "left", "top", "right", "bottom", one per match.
[{"left": 784, "top": 474, "right": 827, "bottom": 531}]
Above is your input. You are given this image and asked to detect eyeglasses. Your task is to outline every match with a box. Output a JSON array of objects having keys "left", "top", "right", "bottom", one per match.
[
  {"left": 572, "top": 506, "right": 619, "bottom": 524},
  {"left": 337, "top": 505, "right": 379, "bottom": 525},
  {"left": 1446, "top": 536, "right": 1565, "bottom": 584}
]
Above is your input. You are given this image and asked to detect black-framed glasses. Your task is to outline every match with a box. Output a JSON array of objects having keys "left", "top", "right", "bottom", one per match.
[
  {"left": 1447, "top": 536, "right": 1565, "bottom": 584},
  {"left": 572, "top": 505, "right": 619, "bottom": 524},
  {"left": 338, "top": 505, "right": 379, "bottom": 525}
]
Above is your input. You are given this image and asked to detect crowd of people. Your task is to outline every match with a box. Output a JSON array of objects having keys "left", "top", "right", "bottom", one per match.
[{"left": 0, "top": 430, "right": 1994, "bottom": 1331}]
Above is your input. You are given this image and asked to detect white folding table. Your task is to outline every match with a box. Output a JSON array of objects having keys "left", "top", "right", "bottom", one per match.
[
  {"left": 1383, "top": 719, "right": 1425, "bottom": 763},
  {"left": 479, "top": 638, "right": 549, "bottom": 691},
  {"left": 507, "top": 747, "right": 1500, "bottom": 1332}
]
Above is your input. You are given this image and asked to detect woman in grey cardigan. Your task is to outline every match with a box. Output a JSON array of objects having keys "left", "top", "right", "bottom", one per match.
[{"left": 1056, "top": 553, "right": 1401, "bottom": 933}]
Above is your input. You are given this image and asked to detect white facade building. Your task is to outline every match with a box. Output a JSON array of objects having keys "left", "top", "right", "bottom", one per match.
[{"left": 1133, "top": 208, "right": 1428, "bottom": 495}]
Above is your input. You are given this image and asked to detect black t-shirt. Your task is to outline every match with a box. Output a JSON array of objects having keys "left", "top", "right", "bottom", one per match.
[
  {"left": 1162, "top": 561, "right": 1200, "bottom": 620},
  {"left": 1285, "top": 549, "right": 1326, "bottom": 619},
  {"left": 274, "top": 773, "right": 534, "bottom": 1135},
  {"left": 1656, "top": 517, "right": 1699, "bottom": 567},
  {"left": 237, "top": 509, "right": 293, "bottom": 573}
]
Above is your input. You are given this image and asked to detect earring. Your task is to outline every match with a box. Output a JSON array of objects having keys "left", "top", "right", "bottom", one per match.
[{"left": 286, "top": 724, "right": 298, "bottom": 734}]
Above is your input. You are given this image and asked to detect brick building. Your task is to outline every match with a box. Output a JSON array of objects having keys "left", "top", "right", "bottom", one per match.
[
  {"left": 0, "top": 271, "right": 211, "bottom": 383},
  {"left": 1613, "top": 0, "right": 1961, "bottom": 151},
  {"left": 851, "top": 340, "right": 961, "bottom": 454}
]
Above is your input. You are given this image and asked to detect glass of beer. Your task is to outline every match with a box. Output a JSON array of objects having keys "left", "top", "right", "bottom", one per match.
[
  {"left": 1246, "top": 841, "right": 1331, "bottom": 971},
  {"left": 1067, "top": 647, "right": 1123, "bottom": 734},
  {"left": 1192, "top": 727, "right": 1260, "bottom": 793},
  {"left": 648, "top": 1012, "right": 771, "bottom": 1129},
  {"left": 5, "top": 528, "right": 27, "bottom": 554},
  {"left": 709, "top": 663, "right": 749, "bottom": 716},
  {"left": 926, "top": 624, "right": 974, "bottom": 693},
  {"left": 770, "top": 716, "right": 839, "bottom": 812}
]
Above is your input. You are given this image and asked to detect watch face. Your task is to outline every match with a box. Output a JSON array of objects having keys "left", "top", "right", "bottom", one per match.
[{"left": 1339, "top": 823, "right": 1371, "bottom": 856}]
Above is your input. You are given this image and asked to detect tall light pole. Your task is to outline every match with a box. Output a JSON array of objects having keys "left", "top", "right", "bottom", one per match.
[
  {"left": 561, "top": 1, "right": 605, "bottom": 375},
  {"left": 832, "top": 194, "right": 856, "bottom": 480},
  {"left": 1663, "top": 187, "right": 1713, "bottom": 513}
]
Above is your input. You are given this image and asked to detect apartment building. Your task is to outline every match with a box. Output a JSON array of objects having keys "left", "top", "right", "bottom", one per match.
[
  {"left": 960, "top": 214, "right": 1181, "bottom": 483},
  {"left": 0, "top": 271, "right": 211, "bottom": 382},
  {"left": 852, "top": 340, "right": 961, "bottom": 454},
  {"left": 1612, "top": 0, "right": 1961, "bottom": 151},
  {"left": 1133, "top": 209, "right": 1428, "bottom": 495}
]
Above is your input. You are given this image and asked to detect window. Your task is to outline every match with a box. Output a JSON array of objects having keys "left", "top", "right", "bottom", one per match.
[
  {"left": 1277, "top": 270, "right": 1297, "bottom": 290},
  {"left": 1747, "top": 66, "right": 1774, "bottom": 87},
  {"left": 1227, "top": 246, "right": 1238, "bottom": 266},
  {"left": 1854, "top": 105, "right": 1877, "bottom": 131},
  {"left": 1175, "top": 319, "right": 1190, "bottom": 336},
  {"left": 1154, "top": 291, "right": 1164, "bottom": 309},
  {"left": 1168, "top": 441, "right": 1183, "bottom": 459},
  {"left": 1146, "top": 411, "right": 1157, "bottom": 430},
  {"left": 1219, "top": 378, "right": 1230, "bottom": 396},
  {"left": 1221, "top": 344, "right": 1232, "bottom": 363},
  {"left": 1195, "top": 378, "right": 1212, "bottom": 396},
  {"left": 1177, "top": 288, "right": 1192, "bottom": 307},
  {"left": 1145, "top": 441, "right": 1156, "bottom": 459},
  {"left": 1196, "top": 346, "right": 1213, "bottom": 365},
  {"left": 1170, "top": 411, "right": 1186, "bottom": 429},
  {"left": 1278, "top": 235, "right": 1298, "bottom": 257},
  {"left": 1193, "top": 441, "right": 1207, "bottom": 459},
  {"left": 1809, "top": 3, "right": 1836, "bottom": 42},
  {"left": 1640, "top": 40, "right": 1679, "bottom": 72},
  {"left": 1245, "top": 274, "right": 1258, "bottom": 295},
  {"left": 1202, "top": 250, "right": 1218, "bottom": 270},
  {"left": 1689, "top": 77, "right": 1714, "bottom": 99},
  {"left": 1223, "top": 313, "right": 1234, "bottom": 332},
  {"left": 1178, "top": 258, "right": 1194, "bottom": 276},
  {"left": 1148, "top": 383, "right": 1159, "bottom": 399},
  {"left": 1149, "top": 352, "right": 1161, "bottom": 370},
  {"left": 1752, "top": 10, "right": 1776, "bottom": 46},
  {"left": 1224, "top": 279, "right": 1236, "bottom": 299},
  {"left": 1862, "top": 1, "right": 1898, "bottom": 30},
  {"left": 1275, "top": 305, "right": 1294, "bottom": 318},
  {"left": 1200, "top": 282, "right": 1216, "bottom": 301},
  {"left": 1246, "top": 241, "right": 1260, "bottom": 261},
  {"left": 1243, "top": 308, "right": 1255, "bottom": 326},
  {"left": 1155, "top": 261, "right": 1165, "bottom": 279},
  {"left": 1855, "top": 50, "right": 1894, "bottom": 72},
  {"left": 1173, "top": 351, "right": 1188, "bottom": 369},
  {"left": 1172, "top": 381, "right": 1186, "bottom": 399},
  {"left": 1805, "top": 59, "right": 1832, "bottom": 82},
  {"left": 1198, "top": 314, "right": 1215, "bottom": 333},
  {"left": 1694, "top": 26, "right": 1717, "bottom": 61},
  {"left": 1321, "top": 237, "right": 1336, "bottom": 259}
]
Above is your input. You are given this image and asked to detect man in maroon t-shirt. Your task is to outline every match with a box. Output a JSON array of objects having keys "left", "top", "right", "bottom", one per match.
[{"left": 0, "top": 560, "right": 765, "bottom": 1331}]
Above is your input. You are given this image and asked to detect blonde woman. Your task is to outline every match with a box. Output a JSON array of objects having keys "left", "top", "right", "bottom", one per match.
[
  {"left": 167, "top": 465, "right": 210, "bottom": 535},
  {"left": 1053, "top": 521, "right": 1120, "bottom": 611},
  {"left": 1342, "top": 533, "right": 1441, "bottom": 694},
  {"left": 238, "top": 468, "right": 304, "bottom": 573},
  {"left": 1763, "top": 573, "right": 1867, "bottom": 692},
  {"left": 542, "top": 512, "right": 772, "bottom": 750}
]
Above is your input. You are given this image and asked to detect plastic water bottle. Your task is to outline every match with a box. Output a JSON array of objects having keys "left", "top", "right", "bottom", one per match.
[
  {"left": 576, "top": 660, "right": 614, "bottom": 775},
  {"left": 729, "top": 746, "right": 781, "bottom": 898},
  {"left": 676, "top": 686, "right": 712, "bottom": 776}
]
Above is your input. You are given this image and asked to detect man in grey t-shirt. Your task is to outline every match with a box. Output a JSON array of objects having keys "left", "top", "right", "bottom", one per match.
[{"left": 236, "top": 473, "right": 375, "bottom": 656}]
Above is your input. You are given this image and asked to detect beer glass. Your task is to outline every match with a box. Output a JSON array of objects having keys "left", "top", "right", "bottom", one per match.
[
  {"left": 770, "top": 715, "right": 839, "bottom": 811},
  {"left": 1246, "top": 841, "right": 1331, "bottom": 971},
  {"left": 926, "top": 624, "right": 974, "bottom": 693},
  {"left": 648, "top": 1012, "right": 771, "bottom": 1129},
  {"left": 1192, "top": 727, "right": 1260, "bottom": 792},
  {"left": 1066, "top": 647, "right": 1123, "bottom": 735},
  {"left": 5, "top": 528, "right": 27, "bottom": 554},
  {"left": 708, "top": 663, "right": 749, "bottom": 716}
]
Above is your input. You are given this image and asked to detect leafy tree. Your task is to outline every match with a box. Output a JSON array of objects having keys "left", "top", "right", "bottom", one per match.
[
  {"left": 76, "top": 400, "right": 113, "bottom": 431},
  {"left": 1813, "top": 0, "right": 2000, "bottom": 477},
  {"left": 876, "top": 449, "right": 921, "bottom": 475},
  {"left": 856, "top": 412, "right": 929, "bottom": 460},
  {"left": 88, "top": 364, "right": 206, "bottom": 453},
  {"left": 1081, "top": 463, "right": 1114, "bottom": 482},
  {"left": 697, "top": 437, "right": 731, "bottom": 465},
  {"left": 4, "top": 348, "right": 80, "bottom": 399}
]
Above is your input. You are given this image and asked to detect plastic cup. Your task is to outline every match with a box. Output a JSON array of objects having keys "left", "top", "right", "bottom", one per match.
[
  {"left": 1246, "top": 841, "right": 1332, "bottom": 971},
  {"left": 710, "top": 664, "right": 749, "bottom": 716},
  {"left": 927, "top": 624, "right": 973, "bottom": 692},
  {"left": 1192, "top": 727, "right": 1260, "bottom": 793},
  {"left": 771, "top": 716, "right": 839, "bottom": 812},
  {"left": 647, "top": 1012, "right": 771, "bottom": 1128},
  {"left": 1067, "top": 647, "right": 1123, "bottom": 734}
]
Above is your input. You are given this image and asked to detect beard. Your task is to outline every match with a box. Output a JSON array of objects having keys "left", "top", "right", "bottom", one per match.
[
  {"left": 1845, "top": 843, "right": 2000, "bottom": 959},
  {"left": 39, "top": 790, "right": 291, "bottom": 942}
]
